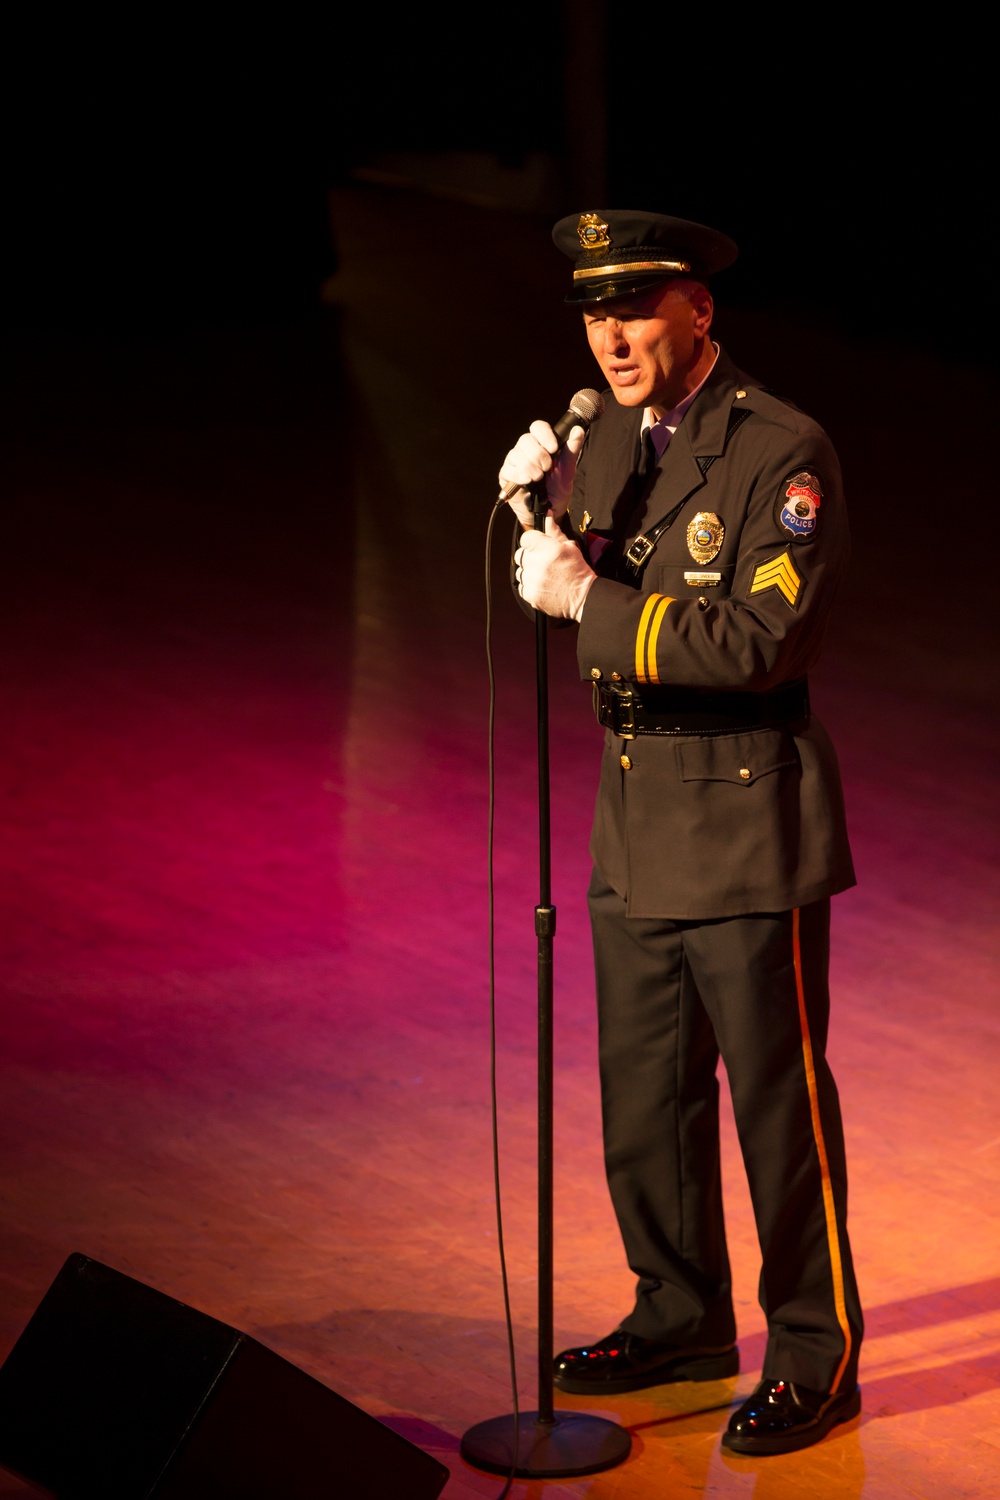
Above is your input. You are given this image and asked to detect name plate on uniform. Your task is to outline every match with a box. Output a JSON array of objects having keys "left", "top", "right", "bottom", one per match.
[{"left": 684, "top": 570, "right": 722, "bottom": 586}]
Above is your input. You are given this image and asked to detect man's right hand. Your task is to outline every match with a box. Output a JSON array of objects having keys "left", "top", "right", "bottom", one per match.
[{"left": 498, "top": 420, "right": 586, "bottom": 528}]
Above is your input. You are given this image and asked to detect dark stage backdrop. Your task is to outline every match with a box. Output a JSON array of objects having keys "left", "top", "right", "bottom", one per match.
[{"left": 7, "top": 8, "right": 993, "bottom": 360}]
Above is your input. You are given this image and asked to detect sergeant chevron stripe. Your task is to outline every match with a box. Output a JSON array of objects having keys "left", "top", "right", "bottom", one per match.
[
  {"left": 635, "top": 593, "right": 674, "bottom": 684},
  {"left": 749, "top": 550, "right": 802, "bottom": 608}
]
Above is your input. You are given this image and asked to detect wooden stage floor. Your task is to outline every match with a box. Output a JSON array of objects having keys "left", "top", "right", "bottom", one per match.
[{"left": 1, "top": 186, "right": 998, "bottom": 1497}]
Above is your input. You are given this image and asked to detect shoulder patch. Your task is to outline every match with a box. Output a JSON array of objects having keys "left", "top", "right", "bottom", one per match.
[
  {"left": 750, "top": 550, "right": 802, "bottom": 610},
  {"left": 776, "top": 470, "right": 822, "bottom": 543}
]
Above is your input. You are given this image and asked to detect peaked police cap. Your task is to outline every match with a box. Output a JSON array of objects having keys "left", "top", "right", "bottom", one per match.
[{"left": 552, "top": 209, "right": 738, "bottom": 304}]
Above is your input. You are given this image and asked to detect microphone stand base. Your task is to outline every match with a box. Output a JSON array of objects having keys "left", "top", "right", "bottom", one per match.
[{"left": 460, "top": 1410, "right": 631, "bottom": 1478}]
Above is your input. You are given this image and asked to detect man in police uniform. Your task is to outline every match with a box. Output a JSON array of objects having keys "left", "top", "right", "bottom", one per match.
[{"left": 500, "top": 210, "right": 863, "bottom": 1456}]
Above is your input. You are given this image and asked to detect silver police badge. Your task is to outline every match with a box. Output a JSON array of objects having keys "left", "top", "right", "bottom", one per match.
[{"left": 686, "top": 512, "right": 724, "bottom": 565}]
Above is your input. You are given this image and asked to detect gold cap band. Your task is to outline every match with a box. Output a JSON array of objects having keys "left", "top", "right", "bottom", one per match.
[{"left": 573, "top": 257, "right": 691, "bottom": 282}]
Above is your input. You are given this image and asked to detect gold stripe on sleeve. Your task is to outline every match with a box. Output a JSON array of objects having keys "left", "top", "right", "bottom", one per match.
[
  {"left": 634, "top": 594, "right": 664, "bottom": 682},
  {"left": 792, "top": 907, "right": 853, "bottom": 1392},
  {"left": 644, "top": 596, "right": 674, "bottom": 685}
]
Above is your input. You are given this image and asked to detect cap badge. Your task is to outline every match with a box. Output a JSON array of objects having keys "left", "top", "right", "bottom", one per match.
[
  {"left": 577, "top": 213, "right": 611, "bottom": 251},
  {"left": 778, "top": 471, "right": 822, "bottom": 542},
  {"left": 686, "top": 511, "right": 724, "bottom": 565}
]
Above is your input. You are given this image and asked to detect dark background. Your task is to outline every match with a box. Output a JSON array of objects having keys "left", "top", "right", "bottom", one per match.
[{"left": 7, "top": 8, "right": 993, "bottom": 357}]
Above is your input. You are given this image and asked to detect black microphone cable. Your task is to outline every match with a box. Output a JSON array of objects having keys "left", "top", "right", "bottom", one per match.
[{"left": 483, "top": 492, "right": 519, "bottom": 1500}]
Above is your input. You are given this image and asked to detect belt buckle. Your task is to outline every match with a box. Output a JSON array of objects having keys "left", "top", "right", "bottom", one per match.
[
  {"left": 625, "top": 534, "right": 655, "bottom": 568},
  {"left": 599, "top": 682, "right": 637, "bottom": 740}
]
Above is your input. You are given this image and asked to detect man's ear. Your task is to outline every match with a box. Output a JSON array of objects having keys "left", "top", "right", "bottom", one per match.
[{"left": 692, "top": 286, "right": 714, "bottom": 338}]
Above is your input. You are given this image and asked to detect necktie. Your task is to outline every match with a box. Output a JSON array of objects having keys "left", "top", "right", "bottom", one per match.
[{"left": 636, "top": 428, "right": 658, "bottom": 478}]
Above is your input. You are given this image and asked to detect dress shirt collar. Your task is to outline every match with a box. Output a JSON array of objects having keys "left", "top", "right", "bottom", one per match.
[{"left": 641, "top": 343, "right": 720, "bottom": 458}]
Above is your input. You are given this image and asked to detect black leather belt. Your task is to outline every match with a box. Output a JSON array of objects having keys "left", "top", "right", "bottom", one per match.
[{"left": 593, "top": 679, "right": 810, "bottom": 739}]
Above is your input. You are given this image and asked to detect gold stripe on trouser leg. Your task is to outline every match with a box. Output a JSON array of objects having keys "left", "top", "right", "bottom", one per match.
[{"left": 792, "top": 906, "right": 852, "bottom": 1393}]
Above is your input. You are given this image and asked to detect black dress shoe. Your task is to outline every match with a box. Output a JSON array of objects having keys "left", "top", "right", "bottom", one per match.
[
  {"left": 554, "top": 1328, "right": 739, "bottom": 1394},
  {"left": 722, "top": 1378, "right": 861, "bottom": 1455}
]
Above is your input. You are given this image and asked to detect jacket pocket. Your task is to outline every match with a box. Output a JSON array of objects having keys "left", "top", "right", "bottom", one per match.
[{"left": 676, "top": 728, "right": 799, "bottom": 787}]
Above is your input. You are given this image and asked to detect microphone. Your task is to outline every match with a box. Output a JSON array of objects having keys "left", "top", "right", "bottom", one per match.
[{"left": 499, "top": 388, "right": 605, "bottom": 502}]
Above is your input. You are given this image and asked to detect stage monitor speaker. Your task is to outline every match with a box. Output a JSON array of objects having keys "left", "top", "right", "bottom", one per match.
[{"left": 0, "top": 1253, "right": 448, "bottom": 1500}]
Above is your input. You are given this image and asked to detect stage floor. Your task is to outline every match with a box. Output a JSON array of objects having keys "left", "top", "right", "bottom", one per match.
[{"left": 2, "top": 185, "right": 998, "bottom": 1497}]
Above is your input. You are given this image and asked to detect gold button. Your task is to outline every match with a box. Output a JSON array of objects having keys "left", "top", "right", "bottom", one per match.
[
  {"left": 620, "top": 754, "right": 632, "bottom": 771},
  {"left": 739, "top": 767, "right": 751, "bottom": 780},
  {"left": 590, "top": 667, "right": 602, "bottom": 680},
  {"left": 611, "top": 671, "right": 622, "bottom": 681},
  {"left": 736, "top": 389, "right": 747, "bottom": 399},
  {"left": 697, "top": 596, "right": 710, "bottom": 610}
]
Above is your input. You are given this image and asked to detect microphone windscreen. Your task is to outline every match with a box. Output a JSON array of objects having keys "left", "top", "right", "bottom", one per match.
[{"left": 568, "top": 389, "right": 605, "bottom": 424}]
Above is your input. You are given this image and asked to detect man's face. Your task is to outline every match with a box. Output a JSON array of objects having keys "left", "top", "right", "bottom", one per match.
[{"left": 582, "top": 280, "right": 714, "bottom": 416}]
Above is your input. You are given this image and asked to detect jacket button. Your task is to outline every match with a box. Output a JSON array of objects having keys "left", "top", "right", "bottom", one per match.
[
  {"left": 590, "top": 667, "right": 602, "bottom": 680},
  {"left": 739, "top": 767, "right": 751, "bottom": 780},
  {"left": 611, "top": 671, "right": 622, "bottom": 681},
  {"left": 620, "top": 754, "right": 632, "bottom": 771}
]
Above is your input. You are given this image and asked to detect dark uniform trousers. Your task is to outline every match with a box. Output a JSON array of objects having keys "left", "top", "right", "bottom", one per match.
[{"left": 588, "top": 869, "right": 862, "bottom": 1395}]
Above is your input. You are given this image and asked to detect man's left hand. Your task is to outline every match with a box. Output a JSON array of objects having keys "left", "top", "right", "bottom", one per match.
[{"left": 514, "top": 517, "right": 597, "bottom": 621}]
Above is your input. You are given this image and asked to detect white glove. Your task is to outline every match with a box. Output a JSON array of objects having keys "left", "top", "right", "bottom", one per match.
[
  {"left": 498, "top": 420, "right": 586, "bottom": 527},
  {"left": 514, "top": 516, "right": 597, "bottom": 621}
]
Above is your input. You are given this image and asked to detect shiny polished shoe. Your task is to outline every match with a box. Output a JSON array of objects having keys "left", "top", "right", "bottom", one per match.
[
  {"left": 722, "top": 1378, "right": 861, "bottom": 1455},
  {"left": 554, "top": 1328, "right": 739, "bottom": 1394}
]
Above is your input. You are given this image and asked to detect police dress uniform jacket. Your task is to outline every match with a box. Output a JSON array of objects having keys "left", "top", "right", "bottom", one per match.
[{"left": 571, "top": 346, "right": 856, "bottom": 920}]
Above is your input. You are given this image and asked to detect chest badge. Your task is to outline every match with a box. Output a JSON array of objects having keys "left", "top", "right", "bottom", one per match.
[{"left": 686, "top": 511, "right": 724, "bottom": 565}]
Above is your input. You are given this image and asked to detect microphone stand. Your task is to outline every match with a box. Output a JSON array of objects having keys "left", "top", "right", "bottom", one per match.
[{"left": 461, "top": 484, "right": 631, "bottom": 1480}]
